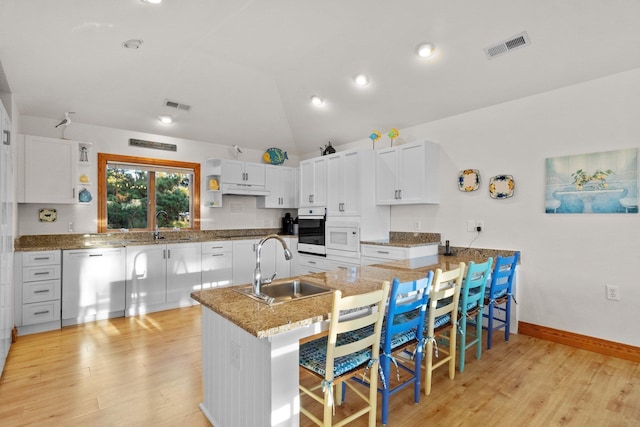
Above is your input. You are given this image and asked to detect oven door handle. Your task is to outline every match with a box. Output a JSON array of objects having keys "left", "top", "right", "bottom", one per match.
[{"left": 299, "top": 215, "right": 325, "bottom": 220}]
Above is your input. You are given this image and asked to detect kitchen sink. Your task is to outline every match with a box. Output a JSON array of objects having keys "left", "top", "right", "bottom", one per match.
[{"left": 234, "top": 280, "right": 333, "bottom": 305}]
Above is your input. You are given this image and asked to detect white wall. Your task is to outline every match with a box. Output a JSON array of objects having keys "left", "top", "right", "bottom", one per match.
[
  {"left": 16, "top": 116, "right": 299, "bottom": 235},
  {"left": 334, "top": 68, "right": 640, "bottom": 347}
]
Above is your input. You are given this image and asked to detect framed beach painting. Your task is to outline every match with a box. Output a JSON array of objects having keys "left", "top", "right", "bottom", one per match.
[{"left": 545, "top": 148, "right": 638, "bottom": 214}]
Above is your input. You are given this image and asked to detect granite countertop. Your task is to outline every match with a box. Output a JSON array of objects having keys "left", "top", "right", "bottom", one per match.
[
  {"left": 14, "top": 228, "right": 295, "bottom": 251},
  {"left": 191, "top": 251, "right": 517, "bottom": 339},
  {"left": 360, "top": 231, "right": 441, "bottom": 248}
]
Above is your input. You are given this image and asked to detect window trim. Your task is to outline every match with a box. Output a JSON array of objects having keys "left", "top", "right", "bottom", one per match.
[{"left": 98, "top": 153, "right": 200, "bottom": 233}]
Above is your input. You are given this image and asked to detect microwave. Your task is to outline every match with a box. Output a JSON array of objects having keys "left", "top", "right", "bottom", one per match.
[{"left": 325, "top": 221, "right": 360, "bottom": 256}]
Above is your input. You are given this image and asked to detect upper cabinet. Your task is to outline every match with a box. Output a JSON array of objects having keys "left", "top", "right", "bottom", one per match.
[
  {"left": 326, "top": 149, "right": 365, "bottom": 217},
  {"left": 257, "top": 165, "right": 298, "bottom": 209},
  {"left": 18, "top": 135, "right": 83, "bottom": 204},
  {"left": 299, "top": 156, "right": 327, "bottom": 208},
  {"left": 205, "top": 159, "right": 267, "bottom": 197},
  {"left": 375, "top": 141, "right": 439, "bottom": 205}
]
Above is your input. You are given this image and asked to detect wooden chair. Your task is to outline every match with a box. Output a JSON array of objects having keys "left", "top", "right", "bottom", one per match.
[
  {"left": 423, "top": 263, "right": 465, "bottom": 396},
  {"left": 351, "top": 273, "right": 433, "bottom": 425},
  {"left": 299, "top": 282, "right": 390, "bottom": 427},
  {"left": 457, "top": 258, "right": 493, "bottom": 372},
  {"left": 483, "top": 252, "right": 519, "bottom": 349}
]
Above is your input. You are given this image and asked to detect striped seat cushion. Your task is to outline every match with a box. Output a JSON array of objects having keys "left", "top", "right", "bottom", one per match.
[{"left": 299, "top": 327, "right": 374, "bottom": 377}]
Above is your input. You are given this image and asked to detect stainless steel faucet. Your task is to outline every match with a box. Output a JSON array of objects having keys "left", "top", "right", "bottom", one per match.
[
  {"left": 253, "top": 234, "right": 293, "bottom": 296},
  {"left": 154, "top": 210, "right": 169, "bottom": 240}
]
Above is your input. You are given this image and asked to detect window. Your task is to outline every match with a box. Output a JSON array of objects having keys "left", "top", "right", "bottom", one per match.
[{"left": 98, "top": 154, "right": 200, "bottom": 233}]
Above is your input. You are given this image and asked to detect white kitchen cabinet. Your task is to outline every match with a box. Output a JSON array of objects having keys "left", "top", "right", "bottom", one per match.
[
  {"left": 257, "top": 165, "right": 298, "bottom": 208},
  {"left": 14, "top": 250, "right": 62, "bottom": 335},
  {"left": 201, "top": 241, "right": 233, "bottom": 289},
  {"left": 232, "top": 237, "right": 293, "bottom": 285},
  {"left": 298, "top": 253, "right": 360, "bottom": 274},
  {"left": 375, "top": 140, "right": 439, "bottom": 205},
  {"left": 126, "top": 242, "right": 201, "bottom": 315},
  {"left": 18, "top": 135, "right": 81, "bottom": 204},
  {"left": 0, "top": 100, "right": 12, "bottom": 375},
  {"left": 360, "top": 243, "right": 439, "bottom": 266},
  {"left": 299, "top": 156, "right": 327, "bottom": 207},
  {"left": 61, "top": 248, "right": 126, "bottom": 326},
  {"left": 326, "top": 150, "right": 361, "bottom": 216},
  {"left": 221, "top": 159, "right": 265, "bottom": 187}
]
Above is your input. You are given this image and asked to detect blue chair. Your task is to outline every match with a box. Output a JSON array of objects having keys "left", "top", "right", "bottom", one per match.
[
  {"left": 457, "top": 258, "right": 493, "bottom": 372},
  {"left": 299, "top": 282, "right": 390, "bottom": 427},
  {"left": 483, "top": 253, "right": 519, "bottom": 349},
  {"left": 353, "top": 273, "right": 433, "bottom": 425}
]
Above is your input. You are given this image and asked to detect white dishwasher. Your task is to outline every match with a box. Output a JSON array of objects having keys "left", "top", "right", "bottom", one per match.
[{"left": 62, "top": 247, "right": 126, "bottom": 326}]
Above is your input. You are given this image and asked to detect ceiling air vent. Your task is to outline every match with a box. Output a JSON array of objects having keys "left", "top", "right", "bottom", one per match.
[
  {"left": 163, "top": 99, "right": 191, "bottom": 111},
  {"left": 484, "top": 31, "right": 530, "bottom": 59}
]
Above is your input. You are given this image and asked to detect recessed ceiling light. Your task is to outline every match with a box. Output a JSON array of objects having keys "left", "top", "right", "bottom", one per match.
[
  {"left": 416, "top": 42, "right": 436, "bottom": 58},
  {"left": 310, "top": 95, "right": 324, "bottom": 107},
  {"left": 354, "top": 74, "right": 369, "bottom": 87},
  {"left": 158, "top": 115, "right": 172, "bottom": 124},
  {"left": 141, "top": 0, "right": 162, "bottom": 4},
  {"left": 122, "top": 39, "right": 143, "bottom": 49}
]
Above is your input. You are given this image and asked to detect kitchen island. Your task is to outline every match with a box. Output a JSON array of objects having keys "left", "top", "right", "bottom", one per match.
[{"left": 191, "top": 251, "right": 517, "bottom": 427}]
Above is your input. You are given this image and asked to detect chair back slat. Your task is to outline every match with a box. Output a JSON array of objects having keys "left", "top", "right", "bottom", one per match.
[
  {"left": 461, "top": 258, "right": 493, "bottom": 310},
  {"left": 486, "top": 252, "right": 519, "bottom": 299}
]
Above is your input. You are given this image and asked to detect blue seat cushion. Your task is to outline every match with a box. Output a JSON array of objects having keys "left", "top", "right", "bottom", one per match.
[
  {"left": 485, "top": 288, "right": 508, "bottom": 301},
  {"left": 299, "top": 327, "right": 374, "bottom": 378}
]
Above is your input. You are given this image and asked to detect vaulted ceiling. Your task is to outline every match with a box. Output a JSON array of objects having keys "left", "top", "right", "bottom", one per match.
[{"left": 2, "top": 0, "right": 640, "bottom": 156}]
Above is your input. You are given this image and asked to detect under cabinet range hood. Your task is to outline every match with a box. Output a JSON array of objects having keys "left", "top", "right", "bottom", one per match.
[{"left": 221, "top": 183, "right": 270, "bottom": 196}]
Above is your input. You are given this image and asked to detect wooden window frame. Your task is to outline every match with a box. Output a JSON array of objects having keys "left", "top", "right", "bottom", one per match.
[{"left": 98, "top": 153, "right": 200, "bottom": 233}]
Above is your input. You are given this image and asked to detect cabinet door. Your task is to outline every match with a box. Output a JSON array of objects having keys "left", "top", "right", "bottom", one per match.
[
  {"left": 341, "top": 151, "right": 361, "bottom": 216},
  {"left": 232, "top": 239, "right": 258, "bottom": 285},
  {"left": 375, "top": 147, "right": 399, "bottom": 205},
  {"left": 326, "top": 154, "right": 343, "bottom": 215},
  {"left": 299, "top": 160, "right": 315, "bottom": 207},
  {"left": 202, "top": 244, "right": 232, "bottom": 289},
  {"left": 166, "top": 242, "right": 201, "bottom": 305},
  {"left": 23, "top": 136, "right": 77, "bottom": 203},
  {"left": 126, "top": 245, "right": 166, "bottom": 310},
  {"left": 220, "top": 159, "right": 245, "bottom": 185},
  {"left": 397, "top": 143, "right": 426, "bottom": 204},
  {"left": 280, "top": 167, "right": 298, "bottom": 208},
  {"left": 262, "top": 166, "right": 283, "bottom": 207},
  {"left": 300, "top": 157, "right": 327, "bottom": 207},
  {"left": 244, "top": 162, "right": 265, "bottom": 186}
]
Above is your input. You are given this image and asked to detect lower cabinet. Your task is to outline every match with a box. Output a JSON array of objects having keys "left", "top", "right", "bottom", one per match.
[
  {"left": 232, "top": 237, "right": 294, "bottom": 285},
  {"left": 14, "top": 250, "right": 62, "bottom": 335},
  {"left": 298, "top": 253, "right": 360, "bottom": 274},
  {"left": 360, "top": 243, "right": 439, "bottom": 266},
  {"left": 62, "top": 248, "right": 126, "bottom": 326},
  {"left": 126, "top": 242, "right": 201, "bottom": 315},
  {"left": 201, "top": 241, "right": 233, "bottom": 289}
]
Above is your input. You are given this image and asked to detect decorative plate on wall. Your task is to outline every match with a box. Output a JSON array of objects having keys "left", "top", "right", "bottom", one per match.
[
  {"left": 489, "top": 175, "right": 515, "bottom": 199},
  {"left": 39, "top": 208, "right": 57, "bottom": 222},
  {"left": 458, "top": 169, "right": 480, "bottom": 192}
]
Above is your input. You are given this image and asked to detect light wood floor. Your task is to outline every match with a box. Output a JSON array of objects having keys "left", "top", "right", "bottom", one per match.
[{"left": 1, "top": 306, "right": 638, "bottom": 426}]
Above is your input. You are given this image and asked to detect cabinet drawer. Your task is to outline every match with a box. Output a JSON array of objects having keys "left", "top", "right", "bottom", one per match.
[
  {"left": 23, "top": 279, "right": 61, "bottom": 304},
  {"left": 298, "top": 255, "right": 331, "bottom": 271},
  {"left": 23, "top": 265, "right": 61, "bottom": 282},
  {"left": 23, "top": 250, "right": 61, "bottom": 267},
  {"left": 361, "top": 245, "right": 408, "bottom": 260},
  {"left": 201, "top": 241, "right": 232, "bottom": 254},
  {"left": 22, "top": 300, "right": 61, "bottom": 325}
]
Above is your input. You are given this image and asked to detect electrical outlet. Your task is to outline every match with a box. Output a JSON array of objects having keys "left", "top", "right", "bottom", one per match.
[
  {"left": 414, "top": 221, "right": 421, "bottom": 230},
  {"left": 467, "top": 220, "right": 476, "bottom": 232},
  {"left": 605, "top": 285, "right": 620, "bottom": 301},
  {"left": 476, "top": 220, "right": 484, "bottom": 232},
  {"left": 230, "top": 341, "right": 242, "bottom": 370}
]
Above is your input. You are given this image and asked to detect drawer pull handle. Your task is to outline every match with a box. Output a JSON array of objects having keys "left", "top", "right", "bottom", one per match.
[
  {"left": 33, "top": 257, "right": 50, "bottom": 261},
  {"left": 89, "top": 254, "right": 103, "bottom": 257},
  {"left": 210, "top": 246, "right": 224, "bottom": 249},
  {"left": 34, "top": 289, "right": 50, "bottom": 293},
  {"left": 377, "top": 251, "right": 390, "bottom": 254},
  {"left": 308, "top": 260, "right": 316, "bottom": 264},
  {"left": 34, "top": 272, "right": 50, "bottom": 276},
  {"left": 34, "top": 310, "right": 50, "bottom": 315},
  {"left": 210, "top": 253, "right": 224, "bottom": 257}
]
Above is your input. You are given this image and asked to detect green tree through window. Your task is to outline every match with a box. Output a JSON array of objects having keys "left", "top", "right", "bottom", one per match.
[{"left": 98, "top": 154, "right": 200, "bottom": 233}]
